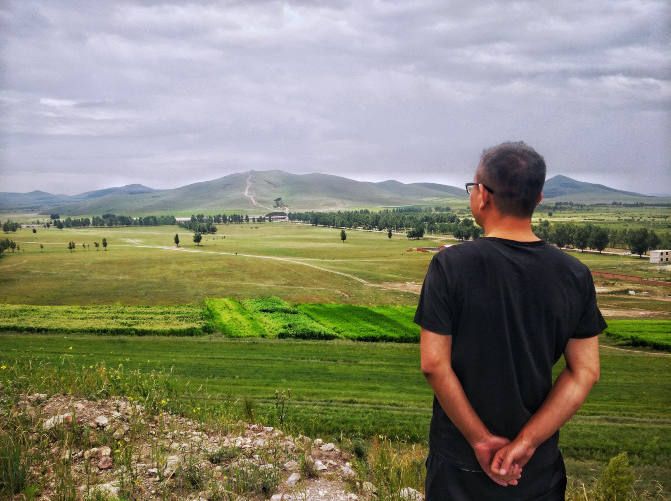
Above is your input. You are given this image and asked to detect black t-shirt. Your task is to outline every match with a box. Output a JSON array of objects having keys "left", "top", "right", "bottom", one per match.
[{"left": 414, "top": 237, "right": 606, "bottom": 472}]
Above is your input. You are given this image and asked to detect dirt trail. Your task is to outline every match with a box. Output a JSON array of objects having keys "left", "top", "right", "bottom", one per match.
[
  {"left": 592, "top": 271, "right": 670, "bottom": 287},
  {"left": 244, "top": 173, "right": 272, "bottom": 211},
  {"left": 120, "top": 239, "right": 419, "bottom": 295}
]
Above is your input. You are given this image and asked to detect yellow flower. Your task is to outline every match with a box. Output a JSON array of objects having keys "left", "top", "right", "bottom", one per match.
[
  {"left": 0, "top": 365, "right": 7, "bottom": 370},
  {"left": 68, "top": 346, "right": 73, "bottom": 350}
]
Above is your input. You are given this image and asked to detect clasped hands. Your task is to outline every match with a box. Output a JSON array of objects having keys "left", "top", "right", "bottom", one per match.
[{"left": 472, "top": 434, "right": 536, "bottom": 487}]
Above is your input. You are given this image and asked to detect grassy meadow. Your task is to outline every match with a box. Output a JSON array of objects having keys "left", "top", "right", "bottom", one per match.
[{"left": 1, "top": 220, "right": 670, "bottom": 494}]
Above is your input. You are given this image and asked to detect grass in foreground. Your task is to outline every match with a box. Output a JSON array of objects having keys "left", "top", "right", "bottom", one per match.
[{"left": 0, "top": 333, "right": 669, "bottom": 492}]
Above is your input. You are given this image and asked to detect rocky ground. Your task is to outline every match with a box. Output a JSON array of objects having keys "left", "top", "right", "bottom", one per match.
[{"left": 14, "top": 393, "right": 424, "bottom": 501}]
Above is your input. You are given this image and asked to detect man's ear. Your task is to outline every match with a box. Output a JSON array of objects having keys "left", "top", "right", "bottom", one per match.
[{"left": 479, "top": 187, "right": 492, "bottom": 211}]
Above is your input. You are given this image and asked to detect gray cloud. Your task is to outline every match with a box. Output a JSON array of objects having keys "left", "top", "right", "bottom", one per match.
[{"left": 0, "top": 0, "right": 669, "bottom": 195}]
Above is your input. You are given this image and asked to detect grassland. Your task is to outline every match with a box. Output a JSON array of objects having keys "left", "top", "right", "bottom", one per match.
[
  {"left": 1, "top": 333, "right": 669, "bottom": 488},
  {"left": 1, "top": 223, "right": 669, "bottom": 314}
]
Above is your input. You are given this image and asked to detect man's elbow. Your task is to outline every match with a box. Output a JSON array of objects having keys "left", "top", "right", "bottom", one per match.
[{"left": 420, "top": 356, "right": 448, "bottom": 379}]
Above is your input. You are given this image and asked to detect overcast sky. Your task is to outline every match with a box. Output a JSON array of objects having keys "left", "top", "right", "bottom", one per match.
[{"left": 1, "top": 0, "right": 669, "bottom": 195}]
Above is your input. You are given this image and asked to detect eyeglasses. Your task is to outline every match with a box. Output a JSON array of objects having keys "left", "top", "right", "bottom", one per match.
[{"left": 465, "top": 182, "right": 495, "bottom": 195}]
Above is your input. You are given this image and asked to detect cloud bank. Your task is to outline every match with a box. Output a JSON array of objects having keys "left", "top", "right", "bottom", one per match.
[{"left": 1, "top": 0, "right": 669, "bottom": 194}]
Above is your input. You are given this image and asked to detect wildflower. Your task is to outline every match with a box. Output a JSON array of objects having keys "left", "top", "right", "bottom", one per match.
[
  {"left": 68, "top": 346, "right": 73, "bottom": 350},
  {"left": 0, "top": 365, "right": 7, "bottom": 370}
]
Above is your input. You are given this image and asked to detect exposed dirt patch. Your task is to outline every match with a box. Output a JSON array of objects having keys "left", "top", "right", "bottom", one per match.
[{"left": 592, "top": 271, "right": 670, "bottom": 287}]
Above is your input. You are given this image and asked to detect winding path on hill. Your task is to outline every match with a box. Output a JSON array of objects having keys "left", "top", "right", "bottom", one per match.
[{"left": 243, "top": 173, "right": 273, "bottom": 211}]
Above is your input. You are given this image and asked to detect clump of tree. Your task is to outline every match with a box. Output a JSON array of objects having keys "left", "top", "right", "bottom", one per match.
[
  {"left": 0, "top": 238, "right": 17, "bottom": 256},
  {"left": 387, "top": 228, "right": 392, "bottom": 239},
  {"left": 407, "top": 224, "right": 425, "bottom": 240},
  {"left": 2, "top": 220, "right": 19, "bottom": 232},
  {"left": 67, "top": 241, "right": 76, "bottom": 252},
  {"left": 340, "top": 229, "right": 347, "bottom": 243},
  {"left": 193, "top": 232, "right": 203, "bottom": 246}
]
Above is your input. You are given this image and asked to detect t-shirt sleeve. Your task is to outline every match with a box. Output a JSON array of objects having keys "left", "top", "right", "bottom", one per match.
[
  {"left": 414, "top": 255, "right": 454, "bottom": 336},
  {"left": 572, "top": 270, "right": 607, "bottom": 338}
]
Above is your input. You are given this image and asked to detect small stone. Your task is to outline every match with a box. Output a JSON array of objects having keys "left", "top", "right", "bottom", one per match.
[
  {"left": 313, "top": 459, "right": 327, "bottom": 471},
  {"left": 283, "top": 460, "right": 299, "bottom": 471},
  {"left": 286, "top": 472, "right": 301, "bottom": 486},
  {"left": 99, "top": 446, "right": 112, "bottom": 458},
  {"left": 270, "top": 495, "right": 283, "bottom": 501},
  {"left": 341, "top": 464, "right": 356, "bottom": 479},
  {"left": 264, "top": 426, "right": 274, "bottom": 432},
  {"left": 30, "top": 393, "right": 48, "bottom": 403},
  {"left": 94, "top": 415, "right": 109, "bottom": 428},
  {"left": 163, "top": 455, "right": 180, "bottom": 479},
  {"left": 43, "top": 413, "right": 72, "bottom": 430},
  {"left": 147, "top": 467, "right": 158, "bottom": 477},
  {"left": 93, "top": 481, "right": 119, "bottom": 497},
  {"left": 313, "top": 438, "right": 323, "bottom": 447},
  {"left": 113, "top": 426, "right": 127, "bottom": 440},
  {"left": 347, "top": 494, "right": 359, "bottom": 501},
  {"left": 320, "top": 442, "right": 336, "bottom": 452},
  {"left": 399, "top": 487, "right": 424, "bottom": 501},
  {"left": 253, "top": 438, "right": 266, "bottom": 448},
  {"left": 363, "top": 482, "right": 377, "bottom": 495},
  {"left": 98, "top": 456, "right": 113, "bottom": 470}
]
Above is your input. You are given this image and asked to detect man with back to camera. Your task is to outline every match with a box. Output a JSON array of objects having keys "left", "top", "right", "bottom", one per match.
[{"left": 415, "top": 142, "right": 605, "bottom": 500}]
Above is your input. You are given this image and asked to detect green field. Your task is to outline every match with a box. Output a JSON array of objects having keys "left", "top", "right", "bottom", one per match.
[
  {"left": 1, "top": 221, "right": 671, "bottom": 492},
  {"left": 605, "top": 319, "right": 671, "bottom": 351},
  {"left": 1, "top": 224, "right": 669, "bottom": 313},
  {"left": 1, "top": 333, "right": 669, "bottom": 487}
]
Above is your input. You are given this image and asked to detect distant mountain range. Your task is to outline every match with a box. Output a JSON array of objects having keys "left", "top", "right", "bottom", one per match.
[{"left": 0, "top": 171, "right": 662, "bottom": 215}]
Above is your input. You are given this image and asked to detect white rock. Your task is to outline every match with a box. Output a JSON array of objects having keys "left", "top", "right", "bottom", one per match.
[
  {"left": 313, "top": 459, "right": 327, "bottom": 471},
  {"left": 93, "top": 481, "right": 119, "bottom": 497},
  {"left": 163, "top": 455, "right": 180, "bottom": 479},
  {"left": 264, "top": 426, "right": 274, "bottom": 432},
  {"left": 283, "top": 460, "right": 299, "bottom": 471},
  {"left": 320, "top": 442, "right": 336, "bottom": 452},
  {"left": 270, "top": 495, "right": 283, "bottom": 501},
  {"left": 363, "top": 481, "right": 377, "bottom": 495},
  {"left": 253, "top": 438, "right": 266, "bottom": 448},
  {"left": 341, "top": 464, "right": 356, "bottom": 479},
  {"left": 286, "top": 472, "right": 301, "bottom": 486},
  {"left": 94, "top": 415, "right": 109, "bottom": 428},
  {"left": 347, "top": 494, "right": 359, "bottom": 501},
  {"left": 313, "top": 438, "right": 323, "bottom": 447},
  {"left": 84, "top": 448, "right": 99, "bottom": 460},
  {"left": 400, "top": 487, "right": 424, "bottom": 501},
  {"left": 99, "top": 446, "right": 112, "bottom": 458},
  {"left": 43, "top": 413, "right": 71, "bottom": 430},
  {"left": 147, "top": 467, "right": 158, "bottom": 477}
]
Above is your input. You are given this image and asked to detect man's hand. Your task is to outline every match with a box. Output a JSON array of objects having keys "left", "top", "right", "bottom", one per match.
[
  {"left": 472, "top": 435, "right": 523, "bottom": 486},
  {"left": 491, "top": 437, "right": 536, "bottom": 477}
]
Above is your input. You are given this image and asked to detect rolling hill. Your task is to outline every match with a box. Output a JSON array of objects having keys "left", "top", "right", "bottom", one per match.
[{"left": 0, "top": 171, "right": 661, "bottom": 215}]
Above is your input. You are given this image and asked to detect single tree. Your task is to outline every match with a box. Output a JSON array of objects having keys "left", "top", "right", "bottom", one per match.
[
  {"left": 589, "top": 226, "right": 609, "bottom": 253},
  {"left": 40, "top": 244, "right": 44, "bottom": 252},
  {"left": 387, "top": 228, "right": 392, "bottom": 239},
  {"left": 32, "top": 228, "right": 37, "bottom": 234},
  {"left": 174, "top": 234, "right": 180, "bottom": 247},
  {"left": 193, "top": 232, "right": 202, "bottom": 246},
  {"left": 340, "top": 229, "right": 347, "bottom": 243},
  {"left": 574, "top": 225, "right": 592, "bottom": 252},
  {"left": 94, "top": 241, "right": 100, "bottom": 251},
  {"left": 627, "top": 228, "right": 649, "bottom": 257},
  {"left": 102, "top": 238, "right": 108, "bottom": 251},
  {"left": 67, "top": 241, "right": 75, "bottom": 252}
]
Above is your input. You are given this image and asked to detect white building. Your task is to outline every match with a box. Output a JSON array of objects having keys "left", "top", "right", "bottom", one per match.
[{"left": 650, "top": 250, "right": 671, "bottom": 264}]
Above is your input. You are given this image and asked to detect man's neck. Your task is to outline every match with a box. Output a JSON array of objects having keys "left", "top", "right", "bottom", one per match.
[{"left": 482, "top": 216, "right": 540, "bottom": 242}]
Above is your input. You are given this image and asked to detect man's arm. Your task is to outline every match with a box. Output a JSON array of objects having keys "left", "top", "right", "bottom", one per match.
[
  {"left": 420, "top": 329, "right": 521, "bottom": 486},
  {"left": 491, "top": 336, "right": 600, "bottom": 475}
]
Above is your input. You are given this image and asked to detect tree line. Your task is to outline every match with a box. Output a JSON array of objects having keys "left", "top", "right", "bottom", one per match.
[
  {"left": 533, "top": 220, "right": 668, "bottom": 256},
  {"left": 48, "top": 214, "right": 178, "bottom": 228}
]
